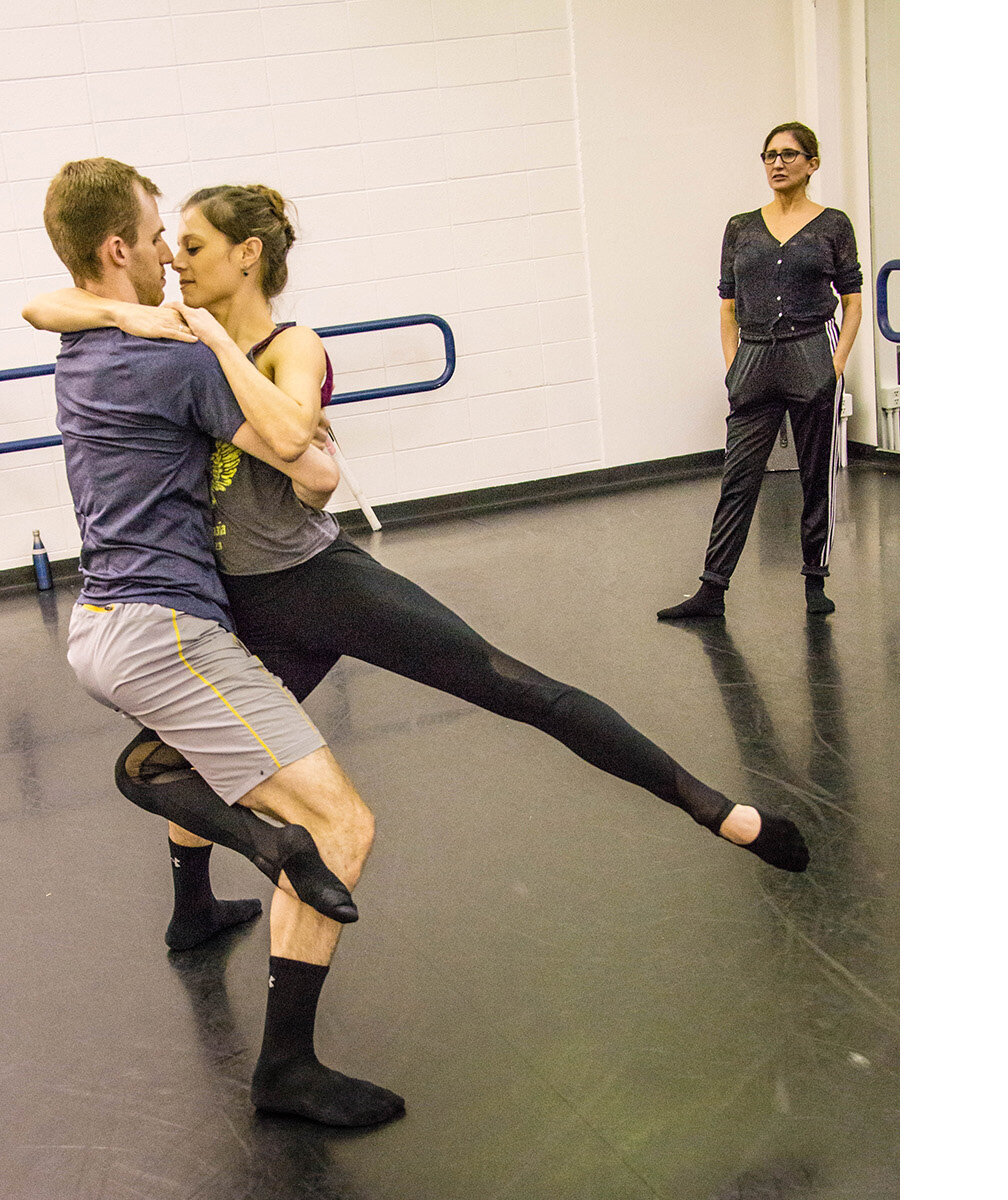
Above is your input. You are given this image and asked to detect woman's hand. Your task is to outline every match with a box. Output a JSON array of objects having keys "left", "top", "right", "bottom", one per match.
[
  {"left": 115, "top": 303, "right": 198, "bottom": 342},
  {"left": 164, "top": 301, "right": 230, "bottom": 353}
]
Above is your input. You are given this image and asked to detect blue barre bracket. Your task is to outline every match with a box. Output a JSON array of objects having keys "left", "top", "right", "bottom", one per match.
[
  {"left": 315, "top": 313, "right": 455, "bottom": 406},
  {"left": 0, "top": 313, "right": 456, "bottom": 455},
  {"left": 876, "top": 259, "right": 899, "bottom": 344}
]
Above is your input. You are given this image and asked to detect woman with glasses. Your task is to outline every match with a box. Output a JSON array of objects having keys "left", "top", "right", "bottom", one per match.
[{"left": 658, "top": 121, "right": 862, "bottom": 620}]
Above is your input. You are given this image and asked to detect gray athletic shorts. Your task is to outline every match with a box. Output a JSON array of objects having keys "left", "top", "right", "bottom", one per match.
[{"left": 67, "top": 601, "right": 326, "bottom": 804}]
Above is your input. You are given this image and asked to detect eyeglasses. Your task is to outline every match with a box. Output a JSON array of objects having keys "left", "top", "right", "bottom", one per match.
[{"left": 761, "top": 149, "right": 809, "bottom": 165}]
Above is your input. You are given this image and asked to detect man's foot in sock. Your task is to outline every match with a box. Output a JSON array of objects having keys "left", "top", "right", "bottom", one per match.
[
  {"left": 165, "top": 897, "right": 262, "bottom": 951},
  {"left": 251, "top": 1054, "right": 406, "bottom": 1127},
  {"left": 805, "top": 576, "right": 835, "bottom": 614},
  {"left": 657, "top": 581, "right": 726, "bottom": 621},
  {"left": 718, "top": 804, "right": 810, "bottom": 872}
]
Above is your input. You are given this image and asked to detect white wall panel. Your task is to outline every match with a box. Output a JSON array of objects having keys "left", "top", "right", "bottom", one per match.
[{"left": 1, "top": 0, "right": 873, "bottom": 571}]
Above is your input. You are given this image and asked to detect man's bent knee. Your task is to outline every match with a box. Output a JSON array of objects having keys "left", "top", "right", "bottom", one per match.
[{"left": 240, "top": 747, "right": 375, "bottom": 884}]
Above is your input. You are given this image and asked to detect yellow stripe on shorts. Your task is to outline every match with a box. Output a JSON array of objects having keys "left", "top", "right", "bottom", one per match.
[{"left": 171, "top": 609, "right": 281, "bottom": 768}]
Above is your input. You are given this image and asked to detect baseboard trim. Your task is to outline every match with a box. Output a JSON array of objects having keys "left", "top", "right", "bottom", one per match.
[
  {"left": 847, "top": 440, "right": 900, "bottom": 469},
  {"left": 336, "top": 450, "right": 725, "bottom": 534},
  {"left": 0, "top": 444, "right": 898, "bottom": 591}
]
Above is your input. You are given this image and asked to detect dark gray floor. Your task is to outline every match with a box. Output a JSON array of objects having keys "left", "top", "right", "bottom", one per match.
[{"left": 0, "top": 463, "right": 899, "bottom": 1200}]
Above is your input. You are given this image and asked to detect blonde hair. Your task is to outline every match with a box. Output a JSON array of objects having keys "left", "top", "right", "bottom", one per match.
[
  {"left": 43, "top": 157, "right": 160, "bottom": 282},
  {"left": 184, "top": 184, "right": 297, "bottom": 298}
]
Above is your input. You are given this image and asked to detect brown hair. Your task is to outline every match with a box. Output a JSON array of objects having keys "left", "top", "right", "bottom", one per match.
[
  {"left": 43, "top": 158, "right": 161, "bottom": 282},
  {"left": 184, "top": 184, "right": 297, "bottom": 299},
  {"left": 762, "top": 121, "right": 820, "bottom": 160}
]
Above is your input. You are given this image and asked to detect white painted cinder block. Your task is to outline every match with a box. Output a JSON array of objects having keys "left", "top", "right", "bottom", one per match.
[
  {"left": 432, "top": 0, "right": 514, "bottom": 41},
  {"left": 348, "top": 0, "right": 435, "bottom": 49},
  {"left": 453, "top": 217, "right": 532, "bottom": 270},
  {"left": 542, "top": 339, "right": 593, "bottom": 386},
  {"left": 395, "top": 440, "right": 475, "bottom": 495},
  {"left": 375, "top": 270, "right": 460, "bottom": 319},
  {"left": 95, "top": 115, "right": 190, "bottom": 168},
  {"left": 523, "top": 121, "right": 578, "bottom": 170},
  {"left": 3, "top": 25, "right": 83, "bottom": 80},
  {"left": 80, "top": 18, "right": 177, "bottom": 73},
  {"left": 450, "top": 174, "right": 530, "bottom": 226},
  {"left": 472, "top": 428, "right": 550, "bottom": 481},
  {"left": 91, "top": 68, "right": 184, "bottom": 123},
  {"left": 550, "top": 420, "right": 603, "bottom": 469},
  {"left": 3, "top": 0, "right": 80, "bottom": 27},
  {"left": 534, "top": 252, "right": 588, "bottom": 301},
  {"left": 547, "top": 380, "right": 599, "bottom": 427},
  {"left": 0, "top": 76, "right": 91, "bottom": 132},
  {"left": 170, "top": 12, "right": 266, "bottom": 65},
  {"left": 260, "top": 3, "right": 349, "bottom": 56},
  {"left": 514, "top": 0, "right": 568, "bottom": 31},
  {"left": 436, "top": 36, "right": 518, "bottom": 90},
  {"left": 391, "top": 398, "right": 470, "bottom": 452},
  {"left": 362, "top": 136, "right": 447, "bottom": 191},
  {"left": 267, "top": 52, "right": 356, "bottom": 105},
  {"left": 276, "top": 146, "right": 367, "bottom": 198},
  {"left": 178, "top": 61, "right": 269, "bottom": 117},
  {"left": 352, "top": 44, "right": 438, "bottom": 96},
  {"left": 77, "top": 0, "right": 169, "bottom": 22},
  {"left": 369, "top": 183, "right": 450, "bottom": 236},
  {"left": 357, "top": 90, "right": 444, "bottom": 143},
  {"left": 516, "top": 30, "right": 572, "bottom": 78},
  {"left": 468, "top": 389, "right": 548, "bottom": 439},
  {"left": 458, "top": 260, "right": 537, "bottom": 311},
  {"left": 454, "top": 305, "right": 540, "bottom": 355},
  {"left": 445, "top": 127, "right": 527, "bottom": 181}
]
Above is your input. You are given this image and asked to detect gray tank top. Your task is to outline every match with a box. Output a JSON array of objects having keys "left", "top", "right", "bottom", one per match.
[{"left": 210, "top": 323, "right": 339, "bottom": 576}]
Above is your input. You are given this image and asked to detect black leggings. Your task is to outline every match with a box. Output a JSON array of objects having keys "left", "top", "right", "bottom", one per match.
[{"left": 221, "top": 533, "right": 733, "bottom": 833}]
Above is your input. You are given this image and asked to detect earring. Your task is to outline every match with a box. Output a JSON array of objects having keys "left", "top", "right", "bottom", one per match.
[{"left": 242, "top": 269, "right": 249, "bottom": 276}]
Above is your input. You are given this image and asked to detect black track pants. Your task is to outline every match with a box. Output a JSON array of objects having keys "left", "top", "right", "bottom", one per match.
[
  {"left": 701, "top": 322, "right": 843, "bottom": 587},
  {"left": 222, "top": 534, "right": 734, "bottom": 832}
]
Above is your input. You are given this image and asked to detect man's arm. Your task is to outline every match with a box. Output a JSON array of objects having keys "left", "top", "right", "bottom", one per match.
[{"left": 22, "top": 288, "right": 197, "bottom": 341}]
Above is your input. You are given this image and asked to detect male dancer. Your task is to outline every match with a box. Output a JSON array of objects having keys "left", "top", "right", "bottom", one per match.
[{"left": 41, "top": 157, "right": 404, "bottom": 1127}]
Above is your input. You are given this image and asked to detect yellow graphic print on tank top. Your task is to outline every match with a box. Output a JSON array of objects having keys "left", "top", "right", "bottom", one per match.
[{"left": 210, "top": 440, "right": 242, "bottom": 550}]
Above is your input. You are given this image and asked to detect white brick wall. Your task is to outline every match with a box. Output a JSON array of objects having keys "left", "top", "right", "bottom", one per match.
[{"left": 0, "top": 0, "right": 602, "bottom": 570}]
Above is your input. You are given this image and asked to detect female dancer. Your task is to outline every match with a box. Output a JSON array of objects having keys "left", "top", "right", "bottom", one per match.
[
  {"left": 658, "top": 122, "right": 862, "bottom": 621},
  {"left": 26, "top": 183, "right": 810, "bottom": 911}
]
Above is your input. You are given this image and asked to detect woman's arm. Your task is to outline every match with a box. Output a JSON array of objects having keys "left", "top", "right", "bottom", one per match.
[
  {"left": 832, "top": 293, "right": 863, "bottom": 378},
  {"left": 231, "top": 422, "right": 341, "bottom": 508},
  {"left": 720, "top": 299, "right": 740, "bottom": 371},
  {"left": 22, "top": 288, "right": 197, "bottom": 341},
  {"left": 167, "top": 303, "right": 322, "bottom": 462}
]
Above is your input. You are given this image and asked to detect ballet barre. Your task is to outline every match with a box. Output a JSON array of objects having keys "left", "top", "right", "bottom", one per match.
[{"left": 0, "top": 313, "right": 457, "bottom": 533}]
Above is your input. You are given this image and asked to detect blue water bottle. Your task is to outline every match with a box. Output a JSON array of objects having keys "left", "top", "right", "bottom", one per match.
[{"left": 32, "top": 530, "right": 53, "bottom": 591}]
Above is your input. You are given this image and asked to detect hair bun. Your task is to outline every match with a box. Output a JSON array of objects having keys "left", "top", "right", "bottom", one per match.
[{"left": 248, "top": 183, "right": 296, "bottom": 246}]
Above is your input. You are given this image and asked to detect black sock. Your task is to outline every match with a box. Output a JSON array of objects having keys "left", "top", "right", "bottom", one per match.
[
  {"left": 677, "top": 769, "right": 810, "bottom": 873},
  {"left": 657, "top": 580, "right": 726, "bottom": 621},
  {"left": 805, "top": 575, "right": 835, "bottom": 614},
  {"left": 165, "top": 840, "right": 262, "bottom": 952},
  {"left": 733, "top": 811, "right": 810, "bottom": 872},
  {"left": 251, "top": 956, "right": 405, "bottom": 1127}
]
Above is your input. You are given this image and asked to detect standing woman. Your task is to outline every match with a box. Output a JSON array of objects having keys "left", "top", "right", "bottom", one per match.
[{"left": 658, "top": 121, "right": 862, "bottom": 621}]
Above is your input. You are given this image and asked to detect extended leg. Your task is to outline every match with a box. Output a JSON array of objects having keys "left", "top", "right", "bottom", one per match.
[
  {"left": 226, "top": 538, "right": 809, "bottom": 872},
  {"left": 115, "top": 729, "right": 359, "bottom": 925}
]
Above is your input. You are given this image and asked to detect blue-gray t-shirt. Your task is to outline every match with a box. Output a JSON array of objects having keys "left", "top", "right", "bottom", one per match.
[{"left": 55, "top": 328, "right": 246, "bottom": 630}]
